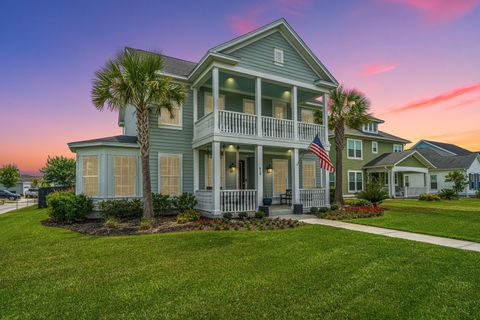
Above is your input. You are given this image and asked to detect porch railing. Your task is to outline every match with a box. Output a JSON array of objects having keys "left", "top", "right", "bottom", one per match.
[
  {"left": 219, "top": 110, "right": 257, "bottom": 136},
  {"left": 195, "top": 190, "right": 213, "bottom": 211},
  {"left": 221, "top": 189, "right": 257, "bottom": 212},
  {"left": 262, "top": 116, "right": 295, "bottom": 140},
  {"left": 299, "top": 189, "right": 326, "bottom": 208},
  {"left": 194, "top": 113, "right": 214, "bottom": 141},
  {"left": 298, "top": 122, "right": 325, "bottom": 142},
  {"left": 405, "top": 187, "right": 427, "bottom": 197}
]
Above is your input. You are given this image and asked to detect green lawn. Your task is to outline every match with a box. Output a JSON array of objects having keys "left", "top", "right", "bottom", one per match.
[
  {"left": 351, "top": 198, "right": 480, "bottom": 242},
  {"left": 2, "top": 207, "right": 480, "bottom": 319}
]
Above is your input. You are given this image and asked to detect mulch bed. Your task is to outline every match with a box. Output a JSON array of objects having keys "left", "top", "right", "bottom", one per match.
[{"left": 42, "top": 216, "right": 304, "bottom": 236}]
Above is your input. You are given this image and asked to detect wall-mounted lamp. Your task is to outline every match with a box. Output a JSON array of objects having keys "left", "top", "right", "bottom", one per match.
[
  {"left": 266, "top": 164, "right": 273, "bottom": 174},
  {"left": 229, "top": 162, "right": 236, "bottom": 173}
]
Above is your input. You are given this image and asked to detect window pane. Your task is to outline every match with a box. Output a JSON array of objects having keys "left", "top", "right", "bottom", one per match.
[
  {"left": 301, "top": 109, "right": 314, "bottom": 123},
  {"left": 82, "top": 156, "right": 98, "bottom": 196},
  {"left": 302, "top": 161, "right": 316, "bottom": 189},
  {"left": 160, "top": 155, "right": 181, "bottom": 196},
  {"left": 273, "top": 160, "right": 288, "bottom": 194},
  {"left": 114, "top": 156, "right": 136, "bottom": 196},
  {"left": 244, "top": 100, "right": 255, "bottom": 114}
]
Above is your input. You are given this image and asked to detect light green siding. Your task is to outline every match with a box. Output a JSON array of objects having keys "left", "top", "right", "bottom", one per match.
[
  {"left": 397, "top": 156, "right": 425, "bottom": 168},
  {"left": 229, "top": 31, "right": 320, "bottom": 84}
]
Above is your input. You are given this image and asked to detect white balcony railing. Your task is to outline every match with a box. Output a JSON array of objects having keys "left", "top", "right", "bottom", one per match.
[
  {"left": 262, "top": 116, "right": 295, "bottom": 140},
  {"left": 298, "top": 122, "right": 325, "bottom": 142},
  {"left": 299, "top": 189, "right": 326, "bottom": 208},
  {"left": 219, "top": 110, "right": 257, "bottom": 136},
  {"left": 221, "top": 189, "right": 257, "bottom": 212}
]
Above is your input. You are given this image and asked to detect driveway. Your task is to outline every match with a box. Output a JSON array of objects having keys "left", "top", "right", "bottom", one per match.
[{"left": 0, "top": 199, "right": 36, "bottom": 215}]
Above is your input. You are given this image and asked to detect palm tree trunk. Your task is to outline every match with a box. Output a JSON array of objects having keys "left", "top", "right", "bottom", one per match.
[
  {"left": 136, "top": 105, "right": 155, "bottom": 219},
  {"left": 334, "top": 123, "right": 345, "bottom": 205}
]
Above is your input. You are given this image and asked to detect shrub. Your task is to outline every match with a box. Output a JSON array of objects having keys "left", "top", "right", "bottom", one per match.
[
  {"left": 418, "top": 193, "right": 441, "bottom": 201},
  {"left": 152, "top": 193, "right": 172, "bottom": 216},
  {"left": 345, "top": 198, "right": 372, "bottom": 207},
  {"left": 254, "top": 211, "right": 266, "bottom": 219},
  {"left": 104, "top": 217, "right": 119, "bottom": 228},
  {"left": 140, "top": 218, "right": 153, "bottom": 230},
  {"left": 238, "top": 211, "right": 248, "bottom": 219},
  {"left": 325, "top": 206, "right": 384, "bottom": 220},
  {"left": 357, "top": 178, "right": 389, "bottom": 206},
  {"left": 330, "top": 203, "right": 339, "bottom": 211},
  {"left": 99, "top": 199, "right": 143, "bottom": 219},
  {"left": 176, "top": 209, "right": 201, "bottom": 224},
  {"left": 223, "top": 212, "right": 233, "bottom": 220},
  {"left": 318, "top": 207, "right": 329, "bottom": 213},
  {"left": 439, "top": 188, "right": 458, "bottom": 200},
  {"left": 172, "top": 193, "right": 197, "bottom": 212},
  {"left": 46, "top": 191, "right": 93, "bottom": 222},
  {"left": 309, "top": 207, "right": 319, "bottom": 214}
]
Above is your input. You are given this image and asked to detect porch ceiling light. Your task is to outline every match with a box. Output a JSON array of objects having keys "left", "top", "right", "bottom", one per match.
[
  {"left": 266, "top": 164, "right": 273, "bottom": 174},
  {"left": 229, "top": 162, "right": 236, "bottom": 173},
  {"left": 226, "top": 77, "right": 235, "bottom": 85}
]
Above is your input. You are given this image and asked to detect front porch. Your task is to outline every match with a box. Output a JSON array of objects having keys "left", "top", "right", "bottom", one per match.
[
  {"left": 367, "top": 170, "right": 429, "bottom": 198},
  {"left": 193, "top": 143, "right": 329, "bottom": 216}
]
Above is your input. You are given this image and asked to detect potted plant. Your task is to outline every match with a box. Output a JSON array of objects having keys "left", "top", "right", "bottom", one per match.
[{"left": 263, "top": 197, "right": 272, "bottom": 206}]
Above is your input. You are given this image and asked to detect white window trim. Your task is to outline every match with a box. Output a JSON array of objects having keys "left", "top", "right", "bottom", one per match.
[
  {"left": 348, "top": 170, "right": 364, "bottom": 193},
  {"left": 204, "top": 91, "right": 225, "bottom": 114},
  {"left": 204, "top": 154, "right": 225, "bottom": 189},
  {"left": 243, "top": 98, "right": 255, "bottom": 114},
  {"left": 302, "top": 160, "right": 316, "bottom": 189},
  {"left": 363, "top": 122, "right": 378, "bottom": 133},
  {"left": 272, "top": 100, "right": 287, "bottom": 119},
  {"left": 347, "top": 138, "right": 363, "bottom": 160},
  {"left": 274, "top": 48, "right": 284, "bottom": 66},
  {"left": 158, "top": 103, "right": 183, "bottom": 130},
  {"left": 393, "top": 144, "right": 403, "bottom": 152},
  {"left": 158, "top": 153, "right": 183, "bottom": 196},
  {"left": 372, "top": 141, "right": 378, "bottom": 154},
  {"left": 272, "top": 159, "right": 289, "bottom": 195},
  {"left": 430, "top": 174, "right": 438, "bottom": 190}
]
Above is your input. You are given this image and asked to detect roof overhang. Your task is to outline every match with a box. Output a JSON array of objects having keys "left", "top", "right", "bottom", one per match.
[
  {"left": 364, "top": 150, "right": 436, "bottom": 170},
  {"left": 188, "top": 52, "right": 240, "bottom": 84},
  {"left": 68, "top": 141, "right": 139, "bottom": 153},
  {"left": 411, "top": 140, "right": 457, "bottom": 156}
]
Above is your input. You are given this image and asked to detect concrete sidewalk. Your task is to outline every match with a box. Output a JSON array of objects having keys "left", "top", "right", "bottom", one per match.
[
  {"left": 0, "top": 199, "right": 36, "bottom": 215},
  {"left": 275, "top": 214, "right": 480, "bottom": 252}
]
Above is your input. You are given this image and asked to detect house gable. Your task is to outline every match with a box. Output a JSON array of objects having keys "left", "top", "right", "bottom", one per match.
[{"left": 397, "top": 155, "right": 427, "bottom": 168}]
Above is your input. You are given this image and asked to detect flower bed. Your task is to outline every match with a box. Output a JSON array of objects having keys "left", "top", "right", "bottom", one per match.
[{"left": 323, "top": 205, "right": 384, "bottom": 220}]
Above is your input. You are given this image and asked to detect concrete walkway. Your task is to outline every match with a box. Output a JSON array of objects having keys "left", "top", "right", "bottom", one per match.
[
  {"left": 0, "top": 199, "right": 36, "bottom": 215},
  {"left": 274, "top": 214, "right": 480, "bottom": 252}
]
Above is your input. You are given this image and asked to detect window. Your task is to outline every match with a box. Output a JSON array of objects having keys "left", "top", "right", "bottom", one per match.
[
  {"left": 348, "top": 171, "right": 363, "bottom": 193},
  {"left": 159, "top": 101, "right": 182, "bottom": 128},
  {"left": 347, "top": 139, "right": 363, "bottom": 159},
  {"left": 159, "top": 154, "right": 182, "bottom": 196},
  {"left": 404, "top": 175, "right": 410, "bottom": 187},
  {"left": 274, "top": 48, "right": 284, "bottom": 66},
  {"left": 273, "top": 101, "right": 286, "bottom": 119},
  {"left": 273, "top": 159, "right": 288, "bottom": 194},
  {"left": 301, "top": 109, "right": 314, "bottom": 123},
  {"left": 205, "top": 155, "right": 225, "bottom": 189},
  {"left": 372, "top": 141, "right": 378, "bottom": 154},
  {"left": 204, "top": 92, "right": 225, "bottom": 114},
  {"left": 393, "top": 144, "right": 403, "bottom": 152},
  {"left": 329, "top": 172, "right": 335, "bottom": 188},
  {"left": 82, "top": 156, "right": 99, "bottom": 196},
  {"left": 243, "top": 99, "right": 255, "bottom": 115},
  {"left": 363, "top": 122, "right": 378, "bottom": 133},
  {"left": 469, "top": 173, "right": 480, "bottom": 190},
  {"left": 114, "top": 156, "right": 136, "bottom": 196},
  {"left": 302, "top": 161, "right": 316, "bottom": 189},
  {"left": 430, "top": 174, "right": 438, "bottom": 190}
]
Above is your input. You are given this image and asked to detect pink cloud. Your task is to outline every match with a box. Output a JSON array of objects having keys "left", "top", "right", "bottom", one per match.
[
  {"left": 361, "top": 63, "right": 396, "bottom": 76},
  {"left": 228, "top": 16, "right": 260, "bottom": 35},
  {"left": 445, "top": 98, "right": 479, "bottom": 110},
  {"left": 386, "top": 83, "right": 480, "bottom": 114},
  {"left": 385, "top": 0, "right": 480, "bottom": 24}
]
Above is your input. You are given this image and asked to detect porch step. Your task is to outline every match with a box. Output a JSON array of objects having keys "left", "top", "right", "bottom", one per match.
[{"left": 268, "top": 205, "right": 293, "bottom": 216}]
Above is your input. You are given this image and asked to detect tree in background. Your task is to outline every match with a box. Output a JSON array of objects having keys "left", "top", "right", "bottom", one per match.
[
  {"left": 0, "top": 164, "right": 20, "bottom": 189},
  {"left": 445, "top": 171, "right": 469, "bottom": 196},
  {"left": 91, "top": 49, "right": 185, "bottom": 219},
  {"left": 31, "top": 179, "right": 39, "bottom": 188},
  {"left": 328, "top": 85, "right": 371, "bottom": 204},
  {"left": 40, "top": 156, "right": 76, "bottom": 187}
]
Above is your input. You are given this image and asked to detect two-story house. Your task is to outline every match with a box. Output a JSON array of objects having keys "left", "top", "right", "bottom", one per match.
[{"left": 68, "top": 19, "right": 338, "bottom": 216}]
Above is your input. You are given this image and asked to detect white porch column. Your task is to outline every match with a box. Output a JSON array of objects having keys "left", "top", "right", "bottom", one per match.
[
  {"left": 292, "top": 86, "right": 298, "bottom": 140},
  {"left": 322, "top": 92, "right": 330, "bottom": 145},
  {"left": 193, "top": 149, "right": 199, "bottom": 192},
  {"left": 324, "top": 169, "right": 330, "bottom": 207},
  {"left": 389, "top": 169, "right": 395, "bottom": 198},
  {"left": 255, "top": 145, "right": 264, "bottom": 207},
  {"left": 212, "top": 141, "right": 221, "bottom": 215},
  {"left": 193, "top": 88, "right": 198, "bottom": 140},
  {"left": 256, "top": 77, "right": 262, "bottom": 137},
  {"left": 291, "top": 148, "right": 300, "bottom": 206},
  {"left": 425, "top": 172, "right": 430, "bottom": 194},
  {"left": 212, "top": 67, "right": 219, "bottom": 134}
]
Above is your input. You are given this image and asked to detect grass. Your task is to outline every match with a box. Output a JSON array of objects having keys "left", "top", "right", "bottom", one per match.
[
  {"left": 350, "top": 198, "right": 480, "bottom": 242},
  {"left": 1, "top": 206, "right": 480, "bottom": 319}
]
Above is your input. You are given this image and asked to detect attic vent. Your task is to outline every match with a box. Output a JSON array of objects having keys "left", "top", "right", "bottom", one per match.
[{"left": 274, "top": 48, "right": 284, "bottom": 66}]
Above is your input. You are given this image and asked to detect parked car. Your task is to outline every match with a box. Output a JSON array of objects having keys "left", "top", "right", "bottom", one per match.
[
  {"left": 0, "top": 189, "right": 21, "bottom": 201},
  {"left": 25, "top": 188, "right": 39, "bottom": 198}
]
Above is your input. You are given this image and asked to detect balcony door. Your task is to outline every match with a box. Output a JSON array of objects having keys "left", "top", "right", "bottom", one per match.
[{"left": 273, "top": 101, "right": 286, "bottom": 119}]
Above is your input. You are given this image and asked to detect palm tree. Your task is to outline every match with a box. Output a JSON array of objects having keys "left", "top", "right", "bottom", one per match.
[
  {"left": 328, "top": 85, "right": 371, "bottom": 204},
  {"left": 91, "top": 49, "right": 185, "bottom": 218}
]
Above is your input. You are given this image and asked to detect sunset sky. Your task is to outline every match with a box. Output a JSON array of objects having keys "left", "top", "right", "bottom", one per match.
[{"left": 1, "top": 0, "right": 479, "bottom": 174}]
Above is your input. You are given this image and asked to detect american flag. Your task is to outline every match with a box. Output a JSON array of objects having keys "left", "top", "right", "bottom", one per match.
[{"left": 307, "top": 134, "right": 335, "bottom": 172}]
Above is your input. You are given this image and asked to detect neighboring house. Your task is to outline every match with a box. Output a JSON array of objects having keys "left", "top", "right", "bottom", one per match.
[
  {"left": 329, "top": 117, "right": 412, "bottom": 197},
  {"left": 411, "top": 143, "right": 480, "bottom": 196},
  {"left": 68, "top": 19, "right": 338, "bottom": 216},
  {"left": 0, "top": 175, "right": 38, "bottom": 195}
]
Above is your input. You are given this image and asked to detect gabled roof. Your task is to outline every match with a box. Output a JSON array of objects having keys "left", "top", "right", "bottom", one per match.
[
  {"left": 68, "top": 135, "right": 138, "bottom": 152},
  {"left": 364, "top": 150, "right": 435, "bottom": 169},
  {"left": 416, "top": 147, "right": 479, "bottom": 170},
  {"left": 411, "top": 140, "right": 473, "bottom": 156},
  {"left": 209, "top": 18, "right": 338, "bottom": 86},
  {"left": 330, "top": 126, "right": 410, "bottom": 144}
]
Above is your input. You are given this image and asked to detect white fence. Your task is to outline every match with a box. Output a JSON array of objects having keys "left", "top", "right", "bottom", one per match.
[
  {"left": 299, "top": 189, "right": 326, "bottom": 208},
  {"left": 219, "top": 110, "right": 257, "bottom": 136},
  {"left": 221, "top": 189, "right": 257, "bottom": 212},
  {"left": 298, "top": 122, "right": 325, "bottom": 142},
  {"left": 262, "top": 116, "right": 295, "bottom": 140}
]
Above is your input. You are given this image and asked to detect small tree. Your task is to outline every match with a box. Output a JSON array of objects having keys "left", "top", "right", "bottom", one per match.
[
  {"left": 445, "top": 171, "right": 468, "bottom": 196},
  {"left": 40, "top": 156, "right": 76, "bottom": 187},
  {"left": 357, "top": 178, "right": 389, "bottom": 207},
  {"left": 0, "top": 164, "right": 20, "bottom": 189}
]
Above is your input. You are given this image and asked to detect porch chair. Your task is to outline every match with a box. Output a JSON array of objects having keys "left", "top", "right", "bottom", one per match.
[{"left": 280, "top": 189, "right": 292, "bottom": 205}]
